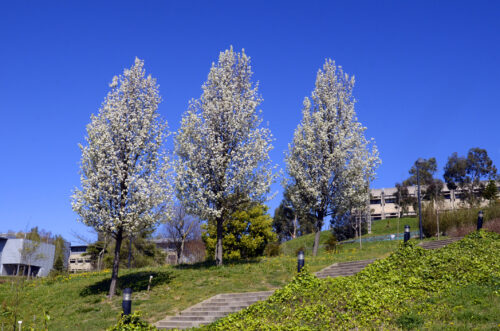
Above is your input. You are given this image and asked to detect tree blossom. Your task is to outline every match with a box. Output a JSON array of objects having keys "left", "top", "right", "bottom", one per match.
[
  {"left": 72, "top": 58, "right": 173, "bottom": 296},
  {"left": 175, "top": 47, "right": 276, "bottom": 266},
  {"left": 285, "top": 59, "right": 380, "bottom": 256}
]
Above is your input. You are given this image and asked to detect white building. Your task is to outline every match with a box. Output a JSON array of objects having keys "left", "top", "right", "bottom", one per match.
[
  {"left": 370, "top": 182, "right": 500, "bottom": 220},
  {"left": 68, "top": 245, "right": 93, "bottom": 273}
]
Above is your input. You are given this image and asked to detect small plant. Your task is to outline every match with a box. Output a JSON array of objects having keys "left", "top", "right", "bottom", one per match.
[
  {"left": 324, "top": 233, "right": 339, "bottom": 253},
  {"left": 396, "top": 312, "right": 424, "bottom": 330},
  {"left": 264, "top": 242, "right": 281, "bottom": 257},
  {"left": 107, "top": 311, "right": 157, "bottom": 331}
]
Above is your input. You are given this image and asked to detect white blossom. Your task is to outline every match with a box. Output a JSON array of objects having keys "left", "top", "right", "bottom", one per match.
[
  {"left": 72, "top": 57, "right": 173, "bottom": 239},
  {"left": 285, "top": 59, "right": 380, "bottom": 255},
  {"left": 174, "top": 47, "right": 277, "bottom": 265}
]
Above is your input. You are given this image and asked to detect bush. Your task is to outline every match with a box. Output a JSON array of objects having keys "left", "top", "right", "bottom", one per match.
[
  {"left": 107, "top": 311, "right": 157, "bottom": 330},
  {"left": 324, "top": 233, "right": 339, "bottom": 253},
  {"left": 264, "top": 242, "right": 281, "bottom": 257},
  {"left": 422, "top": 202, "right": 500, "bottom": 237}
]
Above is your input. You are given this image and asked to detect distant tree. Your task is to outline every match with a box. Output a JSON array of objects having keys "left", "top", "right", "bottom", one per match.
[
  {"left": 404, "top": 157, "right": 438, "bottom": 187},
  {"left": 394, "top": 183, "right": 416, "bottom": 217},
  {"left": 272, "top": 201, "right": 296, "bottom": 242},
  {"left": 444, "top": 147, "right": 497, "bottom": 206},
  {"left": 163, "top": 204, "right": 201, "bottom": 262},
  {"left": 104, "top": 231, "right": 166, "bottom": 269},
  {"left": 482, "top": 180, "right": 498, "bottom": 203},
  {"left": 72, "top": 58, "right": 173, "bottom": 297},
  {"left": 203, "top": 203, "right": 276, "bottom": 260},
  {"left": 53, "top": 254, "right": 64, "bottom": 273},
  {"left": 285, "top": 59, "right": 380, "bottom": 256},
  {"left": 175, "top": 47, "right": 276, "bottom": 266}
]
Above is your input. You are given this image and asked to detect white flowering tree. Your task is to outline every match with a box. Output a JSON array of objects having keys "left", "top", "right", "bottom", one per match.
[
  {"left": 285, "top": 59, "right": 380, "bottom": 256},
  {"left": 72, "top": 58, "right": 173, "bottom": 297},
  {"left": 175, "top": 47, "right": 276, "bottom": 266}
]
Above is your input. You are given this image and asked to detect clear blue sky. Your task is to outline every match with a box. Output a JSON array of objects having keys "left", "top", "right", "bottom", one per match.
[{"left": 1, "top": 1, "right": 499, "bottom": 243}]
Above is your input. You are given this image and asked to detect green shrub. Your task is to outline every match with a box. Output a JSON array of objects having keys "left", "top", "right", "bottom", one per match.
[
  {"left": 396, "top": 312, "right": 424, "bottom": 330},
  {"left": 263, "top": 242, "right": 281, "bottom": 257},
  {"left": 107, "top": 311, "right": 157, "bottom": 330},
  {"left": 324, "top": 233, "right": 339, "bottom": 253}
]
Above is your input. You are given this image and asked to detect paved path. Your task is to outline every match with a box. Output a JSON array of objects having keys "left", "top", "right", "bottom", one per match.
[{"left": 155, "top": 237, "right": 463, "bottom": 329}]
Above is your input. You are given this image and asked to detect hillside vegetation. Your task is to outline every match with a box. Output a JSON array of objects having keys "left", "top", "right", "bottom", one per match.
[
  {"left": 206, "top": 230, "right": 500, "bottom": 330},
  {"left": 0, "top": 238, "right": 400, "bottom": 330}
]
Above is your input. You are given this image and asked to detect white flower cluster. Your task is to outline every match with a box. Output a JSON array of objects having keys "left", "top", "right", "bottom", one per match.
[
  {"left": 285, "top": 59, "right": 380, "bottom": 220},
  {"left": 71, "top": 58, "right": 174, "bottom": 237},
  {"left": 174, "top": 47, "right": 277, "bottom": 222}
]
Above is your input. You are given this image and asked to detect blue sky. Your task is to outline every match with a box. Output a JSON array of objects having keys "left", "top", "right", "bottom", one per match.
[{"left": 1, "top": 1, "right": 499, "bottom": 243}]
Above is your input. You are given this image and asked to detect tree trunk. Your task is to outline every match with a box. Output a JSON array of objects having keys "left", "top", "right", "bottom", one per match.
[
  {"left": 215, "top": 217, "right": 223, "bottom": 266},
  {"left": 108, "top": 228, "right": 123, "bottom": 298},
  {"left": 127, "top": 236, "right": 133, "bottom": 269},
  {"left": 179, "top": 238, "right": 185, "bottom": 263},
  {"left": 312, "top": 212, "right": 323, "bottom": 257},
  {"left": 292, "top": 215, "right": 297, "bottom": 239}
]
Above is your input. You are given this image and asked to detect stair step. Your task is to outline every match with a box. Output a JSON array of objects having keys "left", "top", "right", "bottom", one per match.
[{"left": 155, "top": 290, "right": 274, "bottom": 329}]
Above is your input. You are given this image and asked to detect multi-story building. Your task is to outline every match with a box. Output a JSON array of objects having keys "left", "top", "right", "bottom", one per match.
[
  {"left": 0, "top": 236, "right": 55, "bottom": 277},
  {"left": 370, "top": 182, "right": 500, "bottom": 220},
  {"left": 68, "top": 245, "right": 93, "bottom": 273}
]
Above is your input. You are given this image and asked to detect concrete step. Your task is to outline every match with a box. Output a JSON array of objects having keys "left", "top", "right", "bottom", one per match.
[
  {"left": 207, "top": 297, "right": 268, "bottom": 303},
  {"left": 156, "top": 321, "right": 202, "bottom": 329},
  {"left": 315, "top": 259, "right": 376, "bottom": 279},
  {"left": 419, "top": 237, "right": 462, "bottom": 249},
  {"left": 217, "top": 291, "right": 274, "bottom": 298},
  {"left": 155, "top": 290, "right": 274, "bottom": 329}
]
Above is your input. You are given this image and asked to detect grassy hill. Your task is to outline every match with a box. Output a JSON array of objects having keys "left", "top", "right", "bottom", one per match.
[
  {"left": 0, "top": 238, "right": 401, "bottom": 330},
  {"left": 207, "top": 230, "right": 500, "bottom": 330},
  {"left": 281, "top": 217, "right": 419, "bottom": 256},
  {"left": 0, "top": 217, "right": 431, "bottom": 330}
]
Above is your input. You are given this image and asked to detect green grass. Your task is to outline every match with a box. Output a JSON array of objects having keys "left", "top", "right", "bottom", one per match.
[
  {"left": 207, "top": 230, "right": 500, "bottom": 330},
  {"left": 368, "top": 217, "right": 419, "bottom": 237},
  {"left": 0, "top": 239, "right": 399, "bottom": 330},
  {"left": 281, "top": 217, "right": 420, "bottom": 256}
]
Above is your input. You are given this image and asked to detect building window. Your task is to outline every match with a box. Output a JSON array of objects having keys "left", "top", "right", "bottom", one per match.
[
  {"left": 70, "top": 259, "right": 76, "bottom": 264},
  {"left": 370, "top": 199, "right": 381, "bottom": 205},
  {"left": 385, "top": 198, "right": 396, "bottom": 204}
]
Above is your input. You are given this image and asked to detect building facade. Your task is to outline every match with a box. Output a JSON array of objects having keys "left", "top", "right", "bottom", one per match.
[
  {"left": 68, "top": 245, "right": 93, "bottom": 273},
  {"left": 370, "top": 182, "right": 500, "bottom": 220},
  {"left": 0, "top": 237, "right": 55, "bottom": 277}
]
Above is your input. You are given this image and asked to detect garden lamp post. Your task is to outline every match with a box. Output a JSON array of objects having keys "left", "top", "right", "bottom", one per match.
[
  {"left": 416, "top": 158, "right": 424, "bottom": 240},
  {"left": 297, "top": 250, "right": 305, "bottom": 273},
  {"left": 122, "top": 288, "right": 132, "bottom": 316},
  {"left": 404, "top": 225, "right": 411, "bottom": 243},
  {"left": 477, "top": 210, "right": 484, "bottom": 230}
]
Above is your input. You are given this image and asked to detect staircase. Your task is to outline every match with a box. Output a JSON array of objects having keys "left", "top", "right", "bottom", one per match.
[
  {"left": 315, "top": 259, "right": 376, "bottom": 279},
  {"left": 418, "top": 237, "right": 463, "bottom": 250},
  {"left": 155, "top": 291, "right": 274, "bottom": 329}
]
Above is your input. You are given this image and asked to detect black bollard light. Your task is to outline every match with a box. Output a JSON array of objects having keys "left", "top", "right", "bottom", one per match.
[
  {"left": 297, "top": 250, "right": 305, "bottom": 273},
  {"left": 122, "top": 288, "right": 132, "bottom": 316},
  {"left": 404, "top": 225, "right": 410, "bottom": 243},
  {"left": 477, "top": 210, "right": 484, "bottom": 230}
]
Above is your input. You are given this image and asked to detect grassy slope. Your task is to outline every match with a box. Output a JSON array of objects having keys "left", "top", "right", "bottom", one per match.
[
  {"left": 281, "top": 217, "right": 419, "bottom": 256},
  {"left": 208, "top": 231, "right": 500, "bottom": 330},
  {"left": 0, "top": 218, "right": 425, "bottom": 330},
  {"left": 0, "top": 239, "right": 400, "bottom": 330}
]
